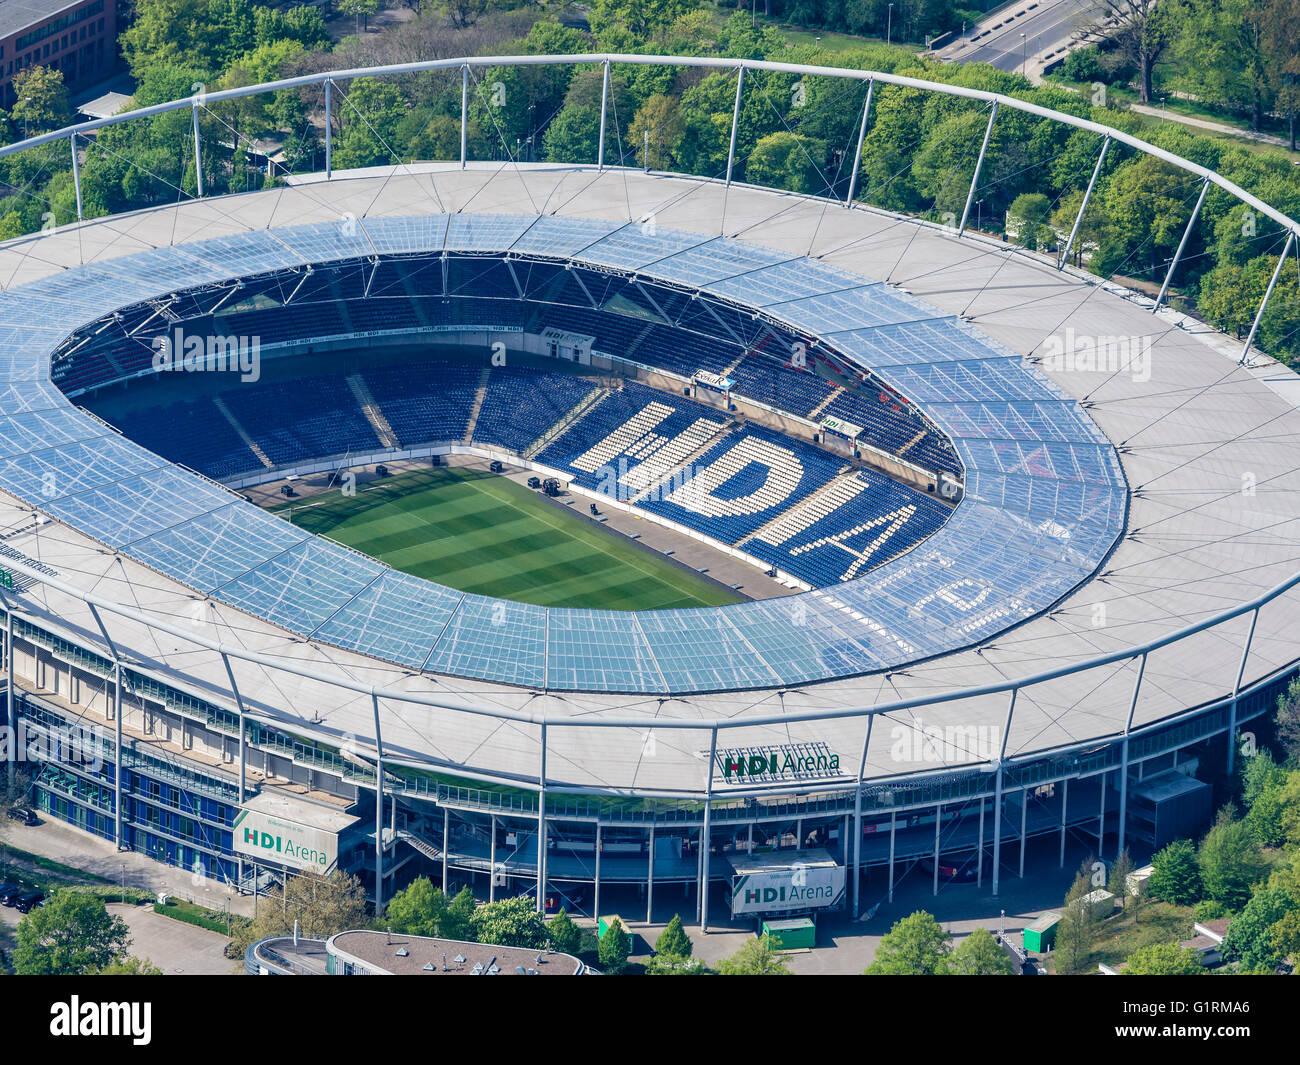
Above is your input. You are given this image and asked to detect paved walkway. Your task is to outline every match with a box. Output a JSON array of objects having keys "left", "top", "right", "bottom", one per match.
[
  {"left": 0, "top": 817, "right": 253, "bottom": 917},
  {"left": 1129, "top": 104, "right": 1294, "bottom": 150}
]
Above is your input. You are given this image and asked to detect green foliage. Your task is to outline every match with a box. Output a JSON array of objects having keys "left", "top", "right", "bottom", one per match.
[
  {"left": 1193, "top": 898, "right": 1231, "bottom": 922},
  {"left": 865, "top": 910, "right": 951, "bottom": 975},
  {"left": 469, "top": 896, "right": 550, "bottom": 949},
  {"left": 1007, "top": 192, "right": 1053, "bottom": 249},
  {"left": 1198, "top": 819, "right": 1268, "bottom": 910},
  {"left": 654, "top": 914, "right": 692, "bottom": 958},
  {"left": 153, "top": 898, "right": 239, "bottom": 935},
  {"left": 597, "top": 916, "right": 632, "bottom": 974},
  {"left": 546, "top": 909, "right": 582, "bottom": 955},
  {"left": 938, "top": 928, "right": 1016, "bottom": 975},
  {"left": 1221, "top": 885, "right": 1293, "bottom": 970},
  {"left": 229, "top": 870, "right": 367, "bottom": 955},
  {"left": 13, "top": 890, "right": 132, "bottom": 975},
  {"left": 11, "top": 67, "right": 72, "bottom": 136},
  {"left": 718, "top": 933, "right": 792, "bottom": 975},
  {"left": 646, "top": 952, "right": 710, "bottom": 974},
  {"left": 1149, "top": 839, "right": 1203, "bottom": 905},
  {"left": 745, "top": 131, "right": 829, "bottom": 195},
  {"left": 1122, "top": 942, "right": 1205, "bottom": 975},
  {"left": 1055, "top": 864, "right": 1101, "bottom": 973},
  {"left": 96, "top": 955, "right": 165, "bottom": 975}
]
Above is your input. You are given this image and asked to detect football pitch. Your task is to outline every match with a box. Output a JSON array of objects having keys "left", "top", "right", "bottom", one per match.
[{"left": 275, "top": 467, "right": 744, "bottom": 610}]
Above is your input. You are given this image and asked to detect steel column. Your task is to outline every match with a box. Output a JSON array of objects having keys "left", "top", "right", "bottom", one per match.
[
  {"left": 991, "top": 688, "right": 1017, "bottom": 896},
  {"left": 887, "top": 811, "right": 896, "bottom": 903},
  {"left": 324, "top": 79, "right": 333, "bottom": 179},
  {"left": 537, "top": 722, "right": 547, "bottom": 913},
  {"left": 725, "top": 66, "right": 745, "bottom": 187},
  {"left": 4, "top": 605, "right": 13, "bottom": 793},
  {"left": 845, "top": 79, "right": 874, "bottom": 207},
  {"left": 1097, "top": 769, "right": 1107, "bottom": 853},
  {"left": 372, "top": 693, "right": 384, "bottom": 912},
  {"left": 597, "top": 60, "right": 610, "bottom": 171},
  {"left": 1240, "top": 232, "right": 1296, "bottom": 363},
  {"left": 70, "top": 134, "right": 83, "bottom": 222},
  {"left": 489, "top": 813, "right": 497, "bottom": 902},
  {"left": 459, "top": 66, "right": 467, "bottom": 169},
  {"left": 1018, "top": 789, "right": 1027, "bottom": 877},
  {"left": 853, "top": 714, "right": 874, "bottom": 916},
  {"left": 977, "top": 797, "right": 985, "bottom": 888},
  {"left": 191, "top": 102, "right": 204, "bottom": 197},
  {"left": 1154, "top": 178, "right": 1209, "bottom": 311},
  {"left": 1226, "top": 608, "right": 1260, "bottom": 772},
  {"left": 932, "top": 802, "right": 941, "bottom": 895},
  {"left": 699, "top": 727, "right": 717, "bottom": 931},
  {"left": 646, "top": 824, "right": 655, "bottom": 924},
  {"left": 1058, "top": 134, "right": 1108, "bottom": 269},
  {"left": 441, "top": 807, "right": 449, "bottom": 892},
  {"left": 1118, "top": 653, "right": 1146, "bottom": 855},
  {"left": 958, "top": 102, "right": 998, "bottom": 235},
  {"left": 594, "top": 822, "right": 602, "bottom": 920},
  {"left": 1060, "top": 777, "right": 1069, "bottom": 867}
]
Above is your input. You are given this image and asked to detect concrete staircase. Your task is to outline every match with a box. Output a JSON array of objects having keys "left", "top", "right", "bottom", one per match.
[
  {"left": 212, "top": 396, "right": 274, "bottom": 468},
  {"left": 464, "top": 367, "right": 491, "bottom": 443},
  {"left": 347, "top": 373, "right": 399, "bottom": 448}
]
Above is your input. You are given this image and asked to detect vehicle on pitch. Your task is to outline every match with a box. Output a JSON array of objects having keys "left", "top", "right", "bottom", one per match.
[
  {"left": 6, "top": 805, "right": 36, "bottom": 825},
  {"left": 527, "top": 476, "right": 541, "bottom": 489},
  {"left": 490, "top": 460, "right": 505, "bottom": 473}
]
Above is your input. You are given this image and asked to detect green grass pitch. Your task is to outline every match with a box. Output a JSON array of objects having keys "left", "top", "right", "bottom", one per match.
[{"left": 275, "top": 467, "right": 744, "bottom": 610}]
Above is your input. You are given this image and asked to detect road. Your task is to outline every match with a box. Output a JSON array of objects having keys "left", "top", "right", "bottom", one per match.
[{"left": 936, "top": 0, "right": 1104, "bottom": 74}]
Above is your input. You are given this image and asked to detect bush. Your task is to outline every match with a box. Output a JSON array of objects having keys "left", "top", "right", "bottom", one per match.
[
  {"left": 1148, "top": 840, "right": 1203, "bottom": 905},
  {"left": 654, "top": 914, "right": 692, "bottom": 958},
  {"left": 597, "top": 917, "right": 631, "bottom": 974},
  {"left": 1193, "top": 899, "right": 1230, "bottom": 922},
  {"left": 153, "top": 899, "right": 239, "bottom": 936}
]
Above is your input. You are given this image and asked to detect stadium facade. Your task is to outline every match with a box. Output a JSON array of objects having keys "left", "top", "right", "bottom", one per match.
[{"left": 1, "top": 56, "right": 1298, "bottom": 931}]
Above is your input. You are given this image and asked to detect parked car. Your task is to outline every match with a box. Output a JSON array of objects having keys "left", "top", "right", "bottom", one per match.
[
  {"left": 0, "top": 883, "right": 27, "bottom": 906},
  {"left": 13, "top": 890, "right": 43, "bottom": 913},
  {"left": 920, "top": 853, "right": 989, "bottom": 883},
  {"left": 6, "top": 806, "right": 36, "bottom": 826}
]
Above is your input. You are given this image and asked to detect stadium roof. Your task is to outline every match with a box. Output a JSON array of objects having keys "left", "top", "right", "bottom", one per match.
[
  {"left": 0, "top": 165, "right": 1296, "bottom": 792},
  {"left": 0, "top": 213, "right": 1123, "bottom": 693}
]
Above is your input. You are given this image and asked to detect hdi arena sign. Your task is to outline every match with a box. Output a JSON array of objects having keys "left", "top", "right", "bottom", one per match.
[
  {"left": 714, "top": 743, "right": 843, "bottom": 784},
  {"left": 232, "top": 807, "right": 338, "bottom": 872}
]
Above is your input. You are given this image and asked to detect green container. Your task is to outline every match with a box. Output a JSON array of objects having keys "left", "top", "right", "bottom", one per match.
[
  {"left": 598, "top": 914, "right": 625, "bottom": 940},
  {"left": 762, "top": 917, "right": 816, "bottom": 951},
  {"left": 1022, "top": 912, "right": 1060, "bottom": 953}
]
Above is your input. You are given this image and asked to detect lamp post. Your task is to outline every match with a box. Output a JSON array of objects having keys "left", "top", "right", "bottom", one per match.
[
  {"left": 887, "top": 3, "right": 894, "bottom": 44},
  {"left": 1020, "top": 33, "right": 1027, "bottom": 75},
  {"left": 976, "top": 198, "right": 984, "bottom": 232}
]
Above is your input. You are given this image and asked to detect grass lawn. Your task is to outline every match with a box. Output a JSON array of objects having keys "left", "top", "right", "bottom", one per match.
[
  {"left": 1052, "top": 900, "right": 1196, "bottom": 974},
  {"left": 274, "top": 467, "right": 743, "bottom": 610}
]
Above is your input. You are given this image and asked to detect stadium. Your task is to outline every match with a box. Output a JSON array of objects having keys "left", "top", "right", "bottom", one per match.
[{"left": 2, "top": 54, "right": 1299, "bottom": 934}]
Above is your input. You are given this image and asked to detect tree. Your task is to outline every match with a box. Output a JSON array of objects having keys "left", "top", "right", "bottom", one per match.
[
  {"left": 10, "top": 66, "right": 72, "bottom": 137},
  {"left": 865, "top": 911, "right": 951, "bottom": 975},
  {"left": 655, "top": 914, "right": 693, "bottom": 958},
  {"left": 547, "top": 909, "right": 582, "bottom": 955},
  {"left": 13, "top": 890, "right": 132, "bottom": 975},
  {"left": 938, "top": 928, "right": 1016, "bottom": 975},
  {"left": 443, "top": 886, "right": 477, "bottom": 943},
  {"left": 1169, "top": 0, "right": 1273, "bottom": 131},
  {"left": 588, "top": 0, "right": 699, "bottom": 42},
  {"left": 469, "top": 896, "right": 550, "bottom": 950},
  {"left": 629, "top": 94, "right": 686, "bottom": 171},
  {"left": 385, "top": 877, "right": 449, "bottom": 938},
  {"left": 1122, "top": 943, "right": 1205, "bottom": 975},
  {"left": 1109, "top": 849, "right": 1134, "bottom": 915},
  {"left": 231, "top": 870, "right": 367, "bottom": 954},
  {"left": 1198, "top": 819, "right": 1267, "bottom": 910},
  {"left": 718, "top": 933, "right": 792, "bottom": 975},
  {"left": 96, "top": 955, "right": 165, "bottom": 975},
  {"left": 1149, "top": 839, "right": 1203, "bottom": 905},
  {"left": 597, "top": 917, "right": 632, "bottom": 974},
  {"left": 339, "top": 0, "right": 380, "bottom": 35},
  {"left": 745, "top": 131, "right": 829, "bottom": 195},
  {"left": 1007, "top": 192, "right": 1053, "bottom": 250},
  {"left": 1082, "top": 0, "right": 1179, "bottom": 104},
  {"left": 646, "top": 952, "right": 710, "bottom": 974},
  {"left": 1221, "top": 885, "right": 1293, "bottom": 971},
  {"left": 1055, "top": 865, "right": 1101, "bottom": 973},
  {"left": 542, "top": 104, "right": 601, "bottom": 165}
]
